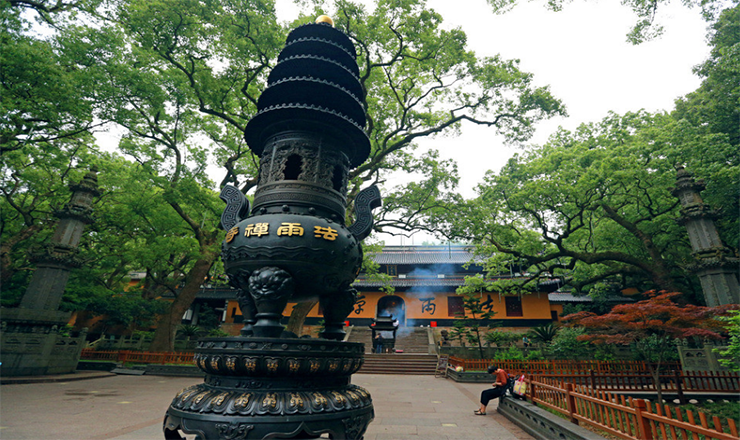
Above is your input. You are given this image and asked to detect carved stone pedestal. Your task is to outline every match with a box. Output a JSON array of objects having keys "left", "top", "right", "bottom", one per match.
[
  {"left": 0, "top": 309, "right": 87, "bottom": 377},
  {"left": 164, "top": 337, "right": 373, "bottom": 439}
]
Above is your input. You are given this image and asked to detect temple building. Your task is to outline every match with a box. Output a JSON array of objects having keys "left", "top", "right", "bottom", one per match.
[
  {"left": 210, "top": 245, "right": 592, "bottom": 333},
  {"left": 71, "top": 245, "right": 631, "bottom": 340}
]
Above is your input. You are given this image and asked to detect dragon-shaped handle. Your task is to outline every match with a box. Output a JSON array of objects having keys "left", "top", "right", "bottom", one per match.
[
  {"left": 348, "top": 185, "right": 382, "bottom": 241},
  {"left": 219, "top": 185, "right": 250, "bottom": 230}
]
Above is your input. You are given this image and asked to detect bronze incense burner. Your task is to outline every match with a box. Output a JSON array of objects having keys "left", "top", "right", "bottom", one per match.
[{"left": 164, "top": 16, "right": 379, "bottom": 439}]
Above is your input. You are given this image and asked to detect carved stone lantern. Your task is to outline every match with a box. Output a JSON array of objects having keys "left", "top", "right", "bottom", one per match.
[{"left": 164, "top": 16, "right": 379, "bottom": 439}]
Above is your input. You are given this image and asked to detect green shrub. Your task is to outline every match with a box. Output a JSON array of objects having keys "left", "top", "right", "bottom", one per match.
[
  {"left": 494, "top": 345, "right": 525, "bottom": 360},
  {"left": 547, "top": 327, "right": 591, "bottom": 360},
  {"left": 528, "top": 323, "right": 559, "bottom": 343},
  {"left": 207, "top": 328, "right": 230, "bottom": 338},
  {"left": 484, "top": 331, "right": 520, "bottom": 347}
]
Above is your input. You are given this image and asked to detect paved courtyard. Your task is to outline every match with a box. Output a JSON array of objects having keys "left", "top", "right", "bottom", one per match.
[{"left": 0, "top": 373, "right": 533, "bottom": 440}]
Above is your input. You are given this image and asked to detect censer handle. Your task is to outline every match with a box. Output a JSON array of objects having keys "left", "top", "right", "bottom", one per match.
[
  {"left": 219, "top": 185, "right": 250, "bottom": 230},
  {"left": 348, "top": 185, "right": 382, "bottom": 241}
]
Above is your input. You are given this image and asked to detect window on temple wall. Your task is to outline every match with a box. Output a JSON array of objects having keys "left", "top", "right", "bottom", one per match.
[
  {"left": 505, "top": 296, "right": 523, "bottom": 317},
  {"left": 551, "top": 310, "right": 559, "bottom": 321},
  {"left": 386, "top": 265, "right": 397, "bottom": 276},
  {"left": 448, "top": 296, "right": 465, "bottom": 318},
  {"left": 284, "top": 154, "right": 302, "bottom": 180}
]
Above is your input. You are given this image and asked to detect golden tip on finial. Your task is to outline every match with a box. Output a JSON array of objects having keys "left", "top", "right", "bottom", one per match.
[{"left": 315, "top": 15, "right": 334, "bottom": 26}]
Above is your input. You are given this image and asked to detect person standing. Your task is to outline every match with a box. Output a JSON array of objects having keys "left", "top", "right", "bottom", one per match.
[
  {"left": 474, "top": 365, "right": 509, "bottom": 415},
  {"left": 373, "top": 333, "right": 384, "bottom": 354}
]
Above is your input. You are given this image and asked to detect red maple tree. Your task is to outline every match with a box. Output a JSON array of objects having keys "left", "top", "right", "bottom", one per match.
[{"left": 562, "top": 291, "right": 738, "bottom": 402}]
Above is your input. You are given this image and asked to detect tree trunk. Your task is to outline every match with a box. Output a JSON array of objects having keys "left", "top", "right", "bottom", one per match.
[
  {"left": 601, "top": 204, "right": 679, "bottom": 291},
  {"left": 285, "top": 300, "right": 319, "bottom": 336},
  {"left": 149, "top": 253, "right": 216, "bottom": 352},
  {"left": 648, "top": 363, "right": 664, "bottom": 404},
  {"left": 475, "top": 328, "right": 484, "bottom": 359}
]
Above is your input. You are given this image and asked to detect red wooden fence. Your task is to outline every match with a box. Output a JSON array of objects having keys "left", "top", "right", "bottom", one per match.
[
  {"left": 528, "top": 377, "right": 739, "bottom": 440},
  {"left": 529, "top": 370, "right": 740, "bottom": 396},
  {"left": 446, "top": 357, "right": 739, "bottom": 395},
  {"left": 447, "top": 357, "right": 681, "bottom": 374}
]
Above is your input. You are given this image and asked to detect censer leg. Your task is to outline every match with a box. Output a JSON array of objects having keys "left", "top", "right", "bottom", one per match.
[
  {"left": 320, "top": 287, "right": 357, "bottom": 340},
  {"left": 248, "top": 267, "right": 293, "bottom": 338},
  {"left": 236, "top": 289, "right": 258, "bottom": 336}
]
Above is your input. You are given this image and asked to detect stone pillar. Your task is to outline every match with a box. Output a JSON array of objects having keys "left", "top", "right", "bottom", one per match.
[
  {"left": 19, "top": 168, "right": 99, "bottom": 311},
  {"left": 0, "top": 167, "right": 98, "bottom": 376},
  {"left": 672, "top": 166, "right": 740, "bottom": 306}
]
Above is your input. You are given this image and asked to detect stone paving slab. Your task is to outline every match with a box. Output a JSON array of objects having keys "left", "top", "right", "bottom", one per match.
[
  {"left": 0, "top": 370, "right": 115, "bottom": 385},
  {"left": 0, "top": 373, "right": 534, "bottom": 440}
]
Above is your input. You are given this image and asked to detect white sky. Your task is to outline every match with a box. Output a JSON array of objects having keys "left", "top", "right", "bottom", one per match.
[{"left": 277, "top": 0, "right": 710, "bottom": 245}]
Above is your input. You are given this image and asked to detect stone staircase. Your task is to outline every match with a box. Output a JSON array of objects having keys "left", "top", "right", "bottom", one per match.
[
  {"left": 394, "top": 328, "right": 431, "bottom": 354},
  {"left": 346, "top": 326, "right": 438, "bottom": 375},
  {"left": 357, "top": 353, "right": 438, "bottom": 375},
  {"left": 346, "top": 327, "right": 374, "bottom": 352},
  {"left": 346, "top": 327, "right": 432, "bottom": 354}
]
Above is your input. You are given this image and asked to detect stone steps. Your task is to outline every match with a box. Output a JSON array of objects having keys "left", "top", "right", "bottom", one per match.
[
  {"left": 393, "top": 329, "right": 430, "bottom": 354},
  {"left": 346, "top": 327, "right": 374, "bottom": 352},
  {"left": 346, "top": 327, "right": 431, "bottom": 354},
  {"left": 358, "top": 353, "right": 438, "bottom": 375}
]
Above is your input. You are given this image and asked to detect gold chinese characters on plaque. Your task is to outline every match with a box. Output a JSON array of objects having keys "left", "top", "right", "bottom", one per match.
[
  {"left": 277, "top": 223, "right": 304, "bottom": 237},
  {"left": 225, "top": 222, "right": 340, "bottom": 241},
  {"left": 244, "top": 223, "right": 269, "bottom": 237},
  {"left": 314, "top": 226, "right": 338, "bottom": 241},
  {"left": 225, "top": 227, "right": 239, "bottom": 243}
]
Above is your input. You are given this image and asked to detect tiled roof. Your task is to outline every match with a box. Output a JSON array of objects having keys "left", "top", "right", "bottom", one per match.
[
  {"left": 353, "top": 277, "right": 467, "bottom": 288},
  {"left": 194, "top": 287, "right": 633, "bottom": 303},
  {"left": 369, "top": 246, "right": 481, "bottom": 265},
  {"left": 547, "top": 293, "right": 633, "bottom": 303},
  {"left": 547, "top": 293, "right": 592, "bottom": 303}
]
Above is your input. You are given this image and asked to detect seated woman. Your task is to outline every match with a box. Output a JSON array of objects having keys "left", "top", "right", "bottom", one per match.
[{"left": 474, "top": 365, "right": 508, "bottom": 415}]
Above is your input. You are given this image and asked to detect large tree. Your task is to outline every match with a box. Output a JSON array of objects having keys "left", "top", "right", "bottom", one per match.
[
  {"left": 74, "top": 0, "right": 564, "bottom": 341},
  {"left": 429, "top": 3, "right": 738, "bottom": 303},
  {"left": 439, "top": 111, "right": 703, "bottom": 297},
  {"left": 3, "top": 0, "right": 564, "bottom": 348}
]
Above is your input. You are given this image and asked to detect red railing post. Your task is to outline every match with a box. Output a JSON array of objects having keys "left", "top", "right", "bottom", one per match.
[
  {"left": 565, "top": 382, "right": 579, "bottom": 425},
  {"left": 528, "top": 378, "right": 536, "bottom": 403},
  {"left": 633, "top": 399, "right": 654, "bottom": 440},
  {"left": 117, "top": 350, "right": 127, "bottom": 363},
  {"left": 590, "top": 369, "right": 597, "bottom": 390}
]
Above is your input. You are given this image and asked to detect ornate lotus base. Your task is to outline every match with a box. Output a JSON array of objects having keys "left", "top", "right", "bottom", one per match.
[{"left": 163, "top": 337, "right": 374, "bottom": 439}]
